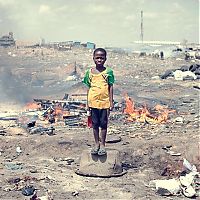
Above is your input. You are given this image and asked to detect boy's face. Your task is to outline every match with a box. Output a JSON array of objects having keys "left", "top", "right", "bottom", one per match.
[{"left": 93, "top": 51, "right": 106, "bottom": 67}]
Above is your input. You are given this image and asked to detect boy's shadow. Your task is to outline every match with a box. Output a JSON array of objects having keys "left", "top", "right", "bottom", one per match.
[{"left": 91, "top": 154, "right": 107, "bottom": 163}]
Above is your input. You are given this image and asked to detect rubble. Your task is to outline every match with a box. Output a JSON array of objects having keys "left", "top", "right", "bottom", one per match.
[{"left": 150, "top": 159, "right": 200, "bottom": 198}]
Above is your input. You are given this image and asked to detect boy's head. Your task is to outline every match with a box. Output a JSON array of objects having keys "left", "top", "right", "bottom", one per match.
[{"left": 93, "top": 48, "right": 107, "bottom": 67}]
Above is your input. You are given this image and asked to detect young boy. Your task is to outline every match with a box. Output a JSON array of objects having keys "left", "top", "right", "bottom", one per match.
[{"left": 83, "top": 48, "right": 115, "bottom": 156}]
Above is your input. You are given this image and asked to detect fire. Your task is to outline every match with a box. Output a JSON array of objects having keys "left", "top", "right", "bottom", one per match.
[
  {"left": 24, "top": 102, "right": 41, "bottom": 111},
  {"left": 53, "top": 104, "right": 70, "bottom": 121},
  {"left": 124, "top": 94, "right": 175, "bottom": 123}
]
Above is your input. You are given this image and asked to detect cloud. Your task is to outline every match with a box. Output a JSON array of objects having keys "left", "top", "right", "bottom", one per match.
[
  {"left": 84, "top": 4, "right": 113, "bottom": 14},
  {"left": 39, "top": 4, "right": 51, "bottom": 14},
  {"left": 67, "top": 25, "right": 77, "bottom": 30},
  {"left": 0, "top": 0, "right": 15, "bottom": 6},
  {"left": 125, "top": 15, "right": 136, "bottom": 21},
  {"left": 122, "top": 14, "right": 136, "bottom": 27},
  {"left": 167, "top": 3, "right": 184, "bottom": 16},
  {"left": 144, "top": 12, "right": 158, "bottom": 19},
  {"left": 55, "top": 5, "right": 69, "bottom": 12}
]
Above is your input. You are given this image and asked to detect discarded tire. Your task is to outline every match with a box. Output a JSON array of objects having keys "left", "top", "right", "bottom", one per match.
[
  {"left": 160, "top": 70, "right": 173, "bottom": 79},
  {"left": 189, "top": 64, "right": 198, "bottom": 72},
  {"left": 194, "top": 69, "right": 200, "bottom": 75},
  {"left": 180, "top": 65, "right": 189, "bottom": 72}
]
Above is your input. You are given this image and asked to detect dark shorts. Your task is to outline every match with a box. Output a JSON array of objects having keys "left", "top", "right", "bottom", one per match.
[{"left": 91, "top": 108, "right": 108, "bottom": 129}]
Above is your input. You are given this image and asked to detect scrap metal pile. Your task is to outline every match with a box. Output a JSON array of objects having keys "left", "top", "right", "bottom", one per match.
[{"left": 17, "top": 94, "right": 88, "bottom": 135}]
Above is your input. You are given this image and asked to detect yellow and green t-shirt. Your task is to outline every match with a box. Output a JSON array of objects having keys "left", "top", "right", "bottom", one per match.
[{"left": 83, "top": 67, "right": 115, "bottom": 109}]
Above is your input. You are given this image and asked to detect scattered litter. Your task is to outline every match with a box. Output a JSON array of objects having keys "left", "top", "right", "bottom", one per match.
[
  {"left": 183, "top": 158, "right": 197, "bottom": 172},
  {"left": 162, "top": 145, "right": 181, "bottom": 156},
  {"left": 22, "top": 185, "right": 35, "bottom": 196},
  {"left": 151, "top": 76, "right": 160, "bottom": 80},
  {"left": 160, "top": 64, "right": 200, "bottom": 80},
  {"left": 173, "top": 70, "right": 197, "bottom": 81},
  {"left": 66, "top": 158, "right": 75, "bottom": 165},
  {"left": 149, "top": 178, "right": 181, "bottom": 196},
  {"left": 16, "top": 146, "right": 22, "bottom": 154},
  {"left": 182, "top": 185, "right": 196, "bottom": 198},
  {"left": 72, "top": 191, "right": 79, "bottom": 196},
  {"left": 5, "top": 163, "right": 23, "bottom": 170},
  {"left": 174, "top": 117, "right": 184, "bottom": 124},
  {"left": 168, "top": 151, "right": 181, "bottom": 156},
  {"left": 0, "top": 129, "right": 6, "bottom": 135},
  {"left": 7, "top": 177, "right": 21, "bottom": 184}
]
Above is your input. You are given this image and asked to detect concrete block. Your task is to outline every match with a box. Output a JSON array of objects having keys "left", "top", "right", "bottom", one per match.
[{"left": 75, "top": 149, "right": 127, "bottom": 177}]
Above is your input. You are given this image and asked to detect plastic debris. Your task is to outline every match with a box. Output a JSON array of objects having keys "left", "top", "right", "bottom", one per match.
[
  {"left": 149, "top": 178, "right": 181, "bottom": 196},
  {"left": 183, "top": 158, "right": 197, "bottom": 172},
  {"left": 174, "top": 117, "right": 184, "bottom": 123},
  {"left": 182, "top": 185, "right": 196, "bottom": 198},
  {"left": 150, "top": 159, "right": 200, "bottom": 198},
  {"left": 5, "top": 163, "right": 23, "bottom": 170},
  {"left": 22, "top": 185, "right": 35, "bottom": 196},
  {"left": 72, "top": 191, "right": 79, "bottom": 196},
  {"left": 16, "top": 146, "right": 22, "bottom": 153},
  {"left": 173, "top": 70, "right": 197, "bottom": 81},
  {"left": 180, "top": 173, "right": 195, "bottom": 187}
]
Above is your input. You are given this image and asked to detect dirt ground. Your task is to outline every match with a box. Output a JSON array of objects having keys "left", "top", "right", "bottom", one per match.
[{"left": 0, "top": 47, "right": 199, "bottom": 200}]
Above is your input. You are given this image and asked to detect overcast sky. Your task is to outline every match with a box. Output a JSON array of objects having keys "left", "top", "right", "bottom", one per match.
[{"left": 0, "top": 0, "right": 199, "bottom": 47}]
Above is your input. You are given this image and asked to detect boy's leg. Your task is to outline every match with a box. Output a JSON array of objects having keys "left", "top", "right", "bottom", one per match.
[
  {"left": 100, "top": 128, "right": 107, "bottom": 147},
  {"left": 98, "top": 109, "right": 108, "bottom": 155},
  {"left": 93, "top": 128, "right": 100, "bottom": 147},
  {"left": 99, "top": 109, "right": 109, "bottom": 147},
  {"left": 98, "top": 128, "right": 107, "bottom": 155},
  {"left": 91, "top": 108, "right": 100, "bottom": 154}
]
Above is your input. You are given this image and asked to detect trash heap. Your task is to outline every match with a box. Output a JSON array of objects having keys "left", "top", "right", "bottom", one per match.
[
  {"left": 160, "top": 64, "right": 200, "bottom": 80},
  {"left": 149, "top": 159, "right": 200, "bottom": 198},
  {"left": 16, "top": 94, "right": 88, "bottom": 135}
]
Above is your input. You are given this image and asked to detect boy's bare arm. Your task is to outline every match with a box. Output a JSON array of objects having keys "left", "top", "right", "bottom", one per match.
[
  {"left": 86, "top": 88, "right": 90, "bottom": 110},
  {"left": 108, "top": 85, "right": 114, "bottom": 110}
]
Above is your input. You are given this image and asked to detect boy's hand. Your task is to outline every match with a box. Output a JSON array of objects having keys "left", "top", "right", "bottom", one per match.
[
  {"left": 109, "top": 103, "right": 114, "bottom": 111},
  {"left": 86, "top": 105, "right": 90, "bottom": 111}
]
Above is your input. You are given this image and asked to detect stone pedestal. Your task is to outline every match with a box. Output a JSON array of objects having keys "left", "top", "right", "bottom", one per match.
[{"left": 75, "top": 149, "right": 126, "bottom": 177}]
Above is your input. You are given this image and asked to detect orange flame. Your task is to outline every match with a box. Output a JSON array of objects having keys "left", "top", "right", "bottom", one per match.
[
  {"left": 124, "top": 94, "right": 175, "bottom": 123},
  {"left": 53, "top": 104, "right": 70, "bottom": 122},
  {"left": 24, "top": 102, "right": 41, "bottom": 111}
]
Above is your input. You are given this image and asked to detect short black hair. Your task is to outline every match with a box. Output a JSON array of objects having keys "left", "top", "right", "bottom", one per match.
[{"left": 93, "top": 48, "right": 107, "bottom": 57}]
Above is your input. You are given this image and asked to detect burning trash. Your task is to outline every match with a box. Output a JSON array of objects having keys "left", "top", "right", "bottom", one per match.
[
  {"left": 24, "top": 102, "right": 41, "bottom": 111},
  {"left": 123, "top": 94, "right": 175, "bottom": 123},
  {"left": 16, "top": 94, "right": 89, "bottom": 135}
]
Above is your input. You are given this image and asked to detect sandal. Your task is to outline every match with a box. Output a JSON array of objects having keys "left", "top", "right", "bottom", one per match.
[
  {"left": 91, "top": 146, "right": 100, "bottom": 155},
  {"left": 98, "top": 147, "right": 107, "bottom": 156}
]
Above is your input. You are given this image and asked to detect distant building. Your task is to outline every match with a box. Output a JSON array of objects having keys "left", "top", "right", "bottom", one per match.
[
  {"left": 0, "top": 32, "right": 15, "bottom": 47},
  {"left": 134, "top": 40, "right": 181, "bottom": 46},
  {"left": 86, "top": 42, "right": 96, "bottom": 49},
  {"left": 73, "top": 41, "right": 81, "bottom": 47},
  {"left": 47, "top": 40, "right": 96, "bottom": 50}
]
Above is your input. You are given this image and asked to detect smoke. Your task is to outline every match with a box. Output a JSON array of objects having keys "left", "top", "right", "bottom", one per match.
[{"left": 0, "top": 67, "right": 32, "bottom": 103}]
